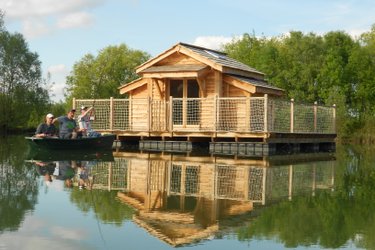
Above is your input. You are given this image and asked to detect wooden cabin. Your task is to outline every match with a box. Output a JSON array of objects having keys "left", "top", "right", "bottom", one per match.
[
  {"left": 117, "top": 42, "right": 287, "bottom": 138},
  {"left": 75, "top": 42, "right": 336, "bottom": 153}
]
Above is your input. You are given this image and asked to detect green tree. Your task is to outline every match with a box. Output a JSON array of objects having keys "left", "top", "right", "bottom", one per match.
[
  {"left": 65, "top": 44, "right": 150, "bottom": 104},
  {"left": 0, "top": 11, "right": 50, "bottom": 132},
  {"left": 223, "top": 28, "right": 375, "bottom": 141}
]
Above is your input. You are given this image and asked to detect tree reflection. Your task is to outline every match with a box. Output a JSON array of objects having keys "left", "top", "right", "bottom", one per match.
[
  {"left": 70, "top": 188, "right": 134, "bottom": 225},
  {"left": 238, "top": 144, "right": 375, "bottom": 249},
  {"left": 0, "top": 135, "right": 39, "bottom": 232}
]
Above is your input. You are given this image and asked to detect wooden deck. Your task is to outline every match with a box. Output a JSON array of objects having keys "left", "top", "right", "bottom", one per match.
[{"left": 75, "top": 96, "right": 336, "bottom": 154}]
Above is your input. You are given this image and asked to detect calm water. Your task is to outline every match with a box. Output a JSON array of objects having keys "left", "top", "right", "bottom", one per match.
[{"left": 1, "top": 135, "right": 374, "bottom": 249}]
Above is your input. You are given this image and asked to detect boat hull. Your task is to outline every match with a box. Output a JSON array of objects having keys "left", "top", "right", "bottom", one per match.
[{"left": 25, "top": 134, "right": 116, "bottom": 150}]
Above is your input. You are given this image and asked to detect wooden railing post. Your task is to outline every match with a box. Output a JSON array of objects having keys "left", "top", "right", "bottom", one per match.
[
  {"left": 169, "top": 96, "right": 173, "bottom": 134},
  {"left": 109, "top": 97, "right": 114, "bottom": 131},
  {"left": 290, "top": 98, "right": 294, "bottom": 133},
  {"left": 72, "top": 97, "right": 76, "bottom": 110},
  {"left": 147, "top": 96, "right": 151, "bottom": 133},
  {"left": 333, "top": 104, "right": 336, "bottom": 133},
  {"left": 214, "top": 95, "right": 218, "bottom": 132},
  {"left": 264, "top": 94, "right": 268, "bottom": 132},
  {"left": 314, "top": 101, "right": 317, "bottom": 133}
]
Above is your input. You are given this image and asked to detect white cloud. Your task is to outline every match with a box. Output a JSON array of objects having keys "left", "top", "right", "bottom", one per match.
[
  {"left": 22, "top": 18, "right": 51, "bottom": 39},
  {"left": 0, "top": 0, "right": 103, "bottom": 19},
  {"left": 192, "top": 35, "right": 239, "bottom": 51},
  {"left": 347, "top": 28, "right": 369, "bottom": 39},
  {"left": 48, "top": 64, "right": 68, "bottom": 74},
  {"left": 0, "top": 0, "right": 104, "bottom": 38},
  {"left": 57, "top": 12, "right": 94, "bottom": 29},
  {"left": 47, "top": 64, "right": 69, "bottom": 102}
]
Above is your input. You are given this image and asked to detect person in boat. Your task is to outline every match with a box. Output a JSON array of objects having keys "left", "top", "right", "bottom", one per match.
[
  {"left": 77, "top": 106, "right": 101, "bottom": 137},
  {"left": 35, "top": 113, "right": 58, "bottom": 138},
  {"left": 54, "top": 109, "right": 84, "bottom": 139}
]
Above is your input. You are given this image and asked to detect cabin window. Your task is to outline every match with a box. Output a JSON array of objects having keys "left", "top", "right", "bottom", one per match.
[
  {"left": 170, "top": 80, "right": 183, "bottom": 98},
  {"left": 170, "top": 79, "right": 200, "bottom": 126}
]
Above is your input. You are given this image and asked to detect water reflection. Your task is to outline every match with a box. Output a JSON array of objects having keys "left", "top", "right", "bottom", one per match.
[
  {"left": 0, "top": 136, "right": 38, "bottom": 233},
  {"left": 5, "top": 135, "right": 375, "bottom": 249},
  {"left": 83, "top": 151, "right": 336, "bottom": 247}
]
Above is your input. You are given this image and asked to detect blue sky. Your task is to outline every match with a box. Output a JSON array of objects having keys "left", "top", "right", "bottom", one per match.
[{"left": 1, "top": 0, "right": 374, "bottom": 102}]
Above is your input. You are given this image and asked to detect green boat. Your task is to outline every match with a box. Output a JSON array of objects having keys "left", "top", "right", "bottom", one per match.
[{"left": 25, "top": 134, "right": 116, "bottom": 150}]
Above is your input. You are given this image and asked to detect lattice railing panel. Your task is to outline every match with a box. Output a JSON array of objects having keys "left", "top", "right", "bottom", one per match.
[
  {"left": 268, "top": 98, "right": 291, "bottom": 133},
  {"left": 89, "top": 158, "right": 128, "bottom": 190},
  {"left": 113, "top": 99, "right": 129, "bottom": 130},
  {"left": 75, "top": 99, "right": 110, "bottom": 130},
  {"left": 185, "top": 166, "right": 200, "bottom": 195},
  {"left": 216, "top": 165, "right": 247, "bottom": 200},
  {"left": 169, "top": 164, "right": 200, "bottom": 196},
  {"left": 217, "top": 98, "right": 248, "bottom": 132},
  {"left": 248, "top": 167, "right": 264, "bottom": 201},
  {"left": 317, "top": 106, "right": 335, "bottom": 133},
  {"left": 249, "top": 98, "right": 265, "bottom": 132},
  {"left": 265, "top": 166, "right": 290, "bottom": 201},
  {"left": 294, "top": 103, "right": 315, "bottom": 133},
  {"left": 170, "top": 164, "right": 182, "bottom": 193}
]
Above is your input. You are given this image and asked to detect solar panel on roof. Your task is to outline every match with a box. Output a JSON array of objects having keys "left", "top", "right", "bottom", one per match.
[{"left": 204, "top": 50, "right": 226, "bottom": 59}]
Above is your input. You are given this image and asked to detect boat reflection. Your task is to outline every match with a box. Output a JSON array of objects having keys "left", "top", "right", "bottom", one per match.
[
  {"left": 27, "top": 147, "right": 114, "bottom": 161},
  {"left": 77, "top": 151, "right": 336, "bottom": 247}
]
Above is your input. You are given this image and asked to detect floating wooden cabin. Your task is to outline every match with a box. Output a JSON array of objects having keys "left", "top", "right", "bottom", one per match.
[{"left": 75, "top": 42, "right": 336, "bottom": 154}]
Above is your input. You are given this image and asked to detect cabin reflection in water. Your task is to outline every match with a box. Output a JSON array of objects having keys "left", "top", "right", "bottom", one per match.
[{"left": 88, "top": 152, "right": 335, "bottom": 247}]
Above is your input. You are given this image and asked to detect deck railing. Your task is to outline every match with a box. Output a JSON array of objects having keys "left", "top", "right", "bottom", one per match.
[{"left": 74, "top": 95, "right": 336, "bottom": 134}]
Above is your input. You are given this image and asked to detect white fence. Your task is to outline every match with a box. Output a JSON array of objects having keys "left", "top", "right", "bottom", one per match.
[{"left": 74, "top": 96, "right": 336, "bottom": 134}]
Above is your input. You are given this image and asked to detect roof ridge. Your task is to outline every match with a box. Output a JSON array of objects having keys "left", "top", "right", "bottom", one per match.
[{"left": 178, "top": 42, "right": 227, "bottom": 55}]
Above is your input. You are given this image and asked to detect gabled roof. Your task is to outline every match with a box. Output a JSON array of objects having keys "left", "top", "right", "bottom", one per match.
[
  {"left": 136, "top": 42, "right": 265, "bottom": 78},
  {"left": 119, "top": 42, "right": 284, "bottom": 96}
]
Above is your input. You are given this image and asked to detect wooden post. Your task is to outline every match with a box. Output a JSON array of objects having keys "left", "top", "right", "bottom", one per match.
[
  {"left": 333, "top": 104, "right": 336, "bottom": 133},
  {"left": 312, "top": 164, "right": 316, "bottom": 197},
  {"left": 72, "top": 97, "right": 76, "bottom": 110},
  {"left": 290, "top": 98, "right": 294, "bottom": 133},
  {"left": 244, "top": 166, "right": 250, "bottom": 201},
  {"left": 288, "top": 165, "right": 293, "bottom": 201},
  {"left": 127, "top": 159, "right": 132, "bottom": 191},
  {"left": 264, "top": 94, "right": 268, "bottom": 132},
  {"left": 169, "top": 96, "right": 173, "bottom": 135},
  {"left": 214, "top": 95, "right": 218, "bottom": 133},
  {"left": 109, "top": 97, "right": 114, "bottom": 131},
  {"left": 147, "top": 96, "right": 151, "bottom": 133},
  {"left": 262, "top": 168, "right": 267, "bottom": 205},
  {"left": 108, "top": 162, "right": 112, "bottom": 191},
  {"left": 313, "top": 101, "right": 317, "bottom": 133},
  {"left": 129, "top": 97, "right": 132, "bottom": 130}
]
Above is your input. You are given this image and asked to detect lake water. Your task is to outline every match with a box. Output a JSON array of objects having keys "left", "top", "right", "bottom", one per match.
[{"left": 0, "top": 135, "right": 373, "bottom": 249}]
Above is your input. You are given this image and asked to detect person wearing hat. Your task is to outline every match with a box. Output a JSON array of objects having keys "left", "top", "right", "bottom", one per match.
[
  {"left": 35, "top": 113, "right": 58, "bottom": 138},
  {"left": 55, "top": 109, "right": 84, "bottom": 139},
  {"left": 78, "top": 106, "right": 101, "bottom": 137}
]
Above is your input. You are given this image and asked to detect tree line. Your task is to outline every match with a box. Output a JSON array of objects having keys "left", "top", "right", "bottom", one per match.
[
  {"left": 0, "top": 11, "right": 52, "bottom": 134},
  {"left": 1, "top": 6, "right": 375, "bottom": 142},
  {"left": 223, "top": 27, "right": 375, "bottom": 142}
]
